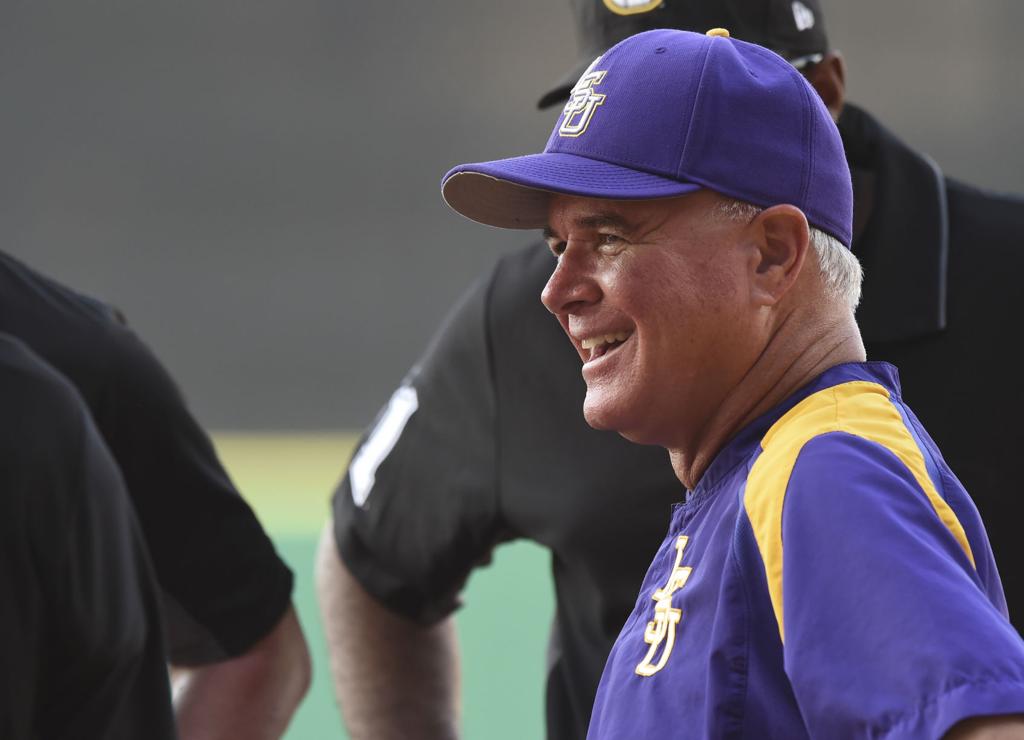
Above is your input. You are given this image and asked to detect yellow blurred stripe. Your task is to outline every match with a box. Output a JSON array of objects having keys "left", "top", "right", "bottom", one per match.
[{"left": 211, "top": 432, "right": 360, "bottom": 537}]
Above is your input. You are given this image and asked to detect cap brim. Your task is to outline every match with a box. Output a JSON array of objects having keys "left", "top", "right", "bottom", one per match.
[{"left": 441, "top": 152, "right": 701, "bottom": 229}]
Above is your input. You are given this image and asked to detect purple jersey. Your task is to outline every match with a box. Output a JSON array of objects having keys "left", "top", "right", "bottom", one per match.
[{"left": 587, "top": 363, "right": 1024, "bottom": 739}]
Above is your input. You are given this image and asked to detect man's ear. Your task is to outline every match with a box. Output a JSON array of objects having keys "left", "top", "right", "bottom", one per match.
[
  {"left": 747, "top": 205, "right": 810, "bottom": 306},
  {"left": 804, "top": 51, "right": 846, "bottom": 120}
]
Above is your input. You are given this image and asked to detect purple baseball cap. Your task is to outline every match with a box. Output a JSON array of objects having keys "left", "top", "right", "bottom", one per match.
[{"left": 441, "top": 28, "right": 853, "bottom": 247}]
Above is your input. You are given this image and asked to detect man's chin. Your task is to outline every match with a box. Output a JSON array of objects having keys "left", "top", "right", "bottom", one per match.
[
  {"left": 582, "top": 406, "right": 615, "bottom": 432},
  {"left": 583, "top": 396, "right": 637, "bottom": 437},
  {"left": 583, "top": 392, "right": 664, "bottom": 446}
]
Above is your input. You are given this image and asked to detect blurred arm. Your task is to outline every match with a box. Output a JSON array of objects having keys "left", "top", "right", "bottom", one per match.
[
  {"left": 315, "top": 522, "right": 461, "bottom": 740},
  {"left": 945, "top": 716, "right": 1024, "bottom": 739},
  {"left": 171, "top": 604, "right": 311, "bottom": 740}
]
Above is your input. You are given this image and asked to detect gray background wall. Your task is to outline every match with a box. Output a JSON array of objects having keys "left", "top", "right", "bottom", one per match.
[{"left": 2, "top": 0, "right": 1021, "bottom": 430}]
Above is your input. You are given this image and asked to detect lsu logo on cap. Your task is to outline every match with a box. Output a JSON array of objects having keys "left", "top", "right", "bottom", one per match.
[
  {"left": 559, "top": 63, "right": 607, "bottom": 138},
  {"left": 602, "top": 0, "right": 662, "bottom": 16}
]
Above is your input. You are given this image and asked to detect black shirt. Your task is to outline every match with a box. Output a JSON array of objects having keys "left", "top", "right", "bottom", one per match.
[
  {"left": 0, "top": 250, "right": 293, "bottom": 664},
  {"left": 332, "top": 104, "right": 1024, "bottom": 739},
  {"left": 0, "top": 335, "right": 176, "bottom": 739}
]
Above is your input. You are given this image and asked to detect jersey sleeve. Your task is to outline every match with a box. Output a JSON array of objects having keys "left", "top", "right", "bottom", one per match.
[
  {"left": 779, "top": 432, "right": 1024, "bottom": 739},
  {"left": 332, "top": 271, "right": 505, "bottom": 625},
  {"left": 95, "top": 324, "right": 294, "bottom": 664}
]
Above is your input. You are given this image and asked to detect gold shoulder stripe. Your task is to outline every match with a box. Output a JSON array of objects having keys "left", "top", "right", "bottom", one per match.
[{"left": 743, "top": 381, "right": 975, "bottom": 643}]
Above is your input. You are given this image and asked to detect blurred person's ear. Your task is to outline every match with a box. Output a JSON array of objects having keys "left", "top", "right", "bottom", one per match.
[{"left": 805, "top": 52, "right": 846, "bottom": 121}]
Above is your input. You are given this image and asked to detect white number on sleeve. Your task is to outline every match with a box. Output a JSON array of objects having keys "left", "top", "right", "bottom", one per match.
[{"left": 349, "top": 385, "right": 419, "bottom": 507}]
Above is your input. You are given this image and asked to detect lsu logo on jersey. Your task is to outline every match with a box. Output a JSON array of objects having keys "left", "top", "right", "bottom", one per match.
[
  {"left": 558, "top": 66, "right": 607, "bottom": 138},
  {"left": 602, "top": 0, "right": 663, "bottom": 16},
  {"left": 635, "top": 535, "right": 692, "bottom": 677}
]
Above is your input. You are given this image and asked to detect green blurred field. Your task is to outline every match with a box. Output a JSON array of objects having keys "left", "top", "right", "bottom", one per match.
[{"left": 212, "top": 433, "right": 554, "bottom": 740}]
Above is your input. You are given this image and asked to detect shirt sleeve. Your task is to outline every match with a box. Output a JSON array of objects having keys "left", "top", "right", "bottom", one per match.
[
  {"left": 95, "top": 324, "right": 294, "bottom": 664},
  {"left": 332, "top": 270, "right": 506, "bottom": 625},
  {"left": 779, "top": 431, "right": 1024, "bottom": 739}
]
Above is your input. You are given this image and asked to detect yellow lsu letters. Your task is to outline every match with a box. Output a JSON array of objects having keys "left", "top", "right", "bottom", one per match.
[{"left": 635, "top": 535, "right": 692, "bottom": 677}]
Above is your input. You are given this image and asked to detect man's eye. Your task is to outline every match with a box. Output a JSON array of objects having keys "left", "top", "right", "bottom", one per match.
[
  {"left": 548, "top": 241, "right": 567, "bottom": 258},
  {"left": 598, "top": 234, "right": 625, "bottom": 251}
]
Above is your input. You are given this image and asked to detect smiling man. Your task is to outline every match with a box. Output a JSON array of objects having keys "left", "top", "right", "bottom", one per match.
[{"left": 441, "top": 28, "right": 1024, "bottom": 739}]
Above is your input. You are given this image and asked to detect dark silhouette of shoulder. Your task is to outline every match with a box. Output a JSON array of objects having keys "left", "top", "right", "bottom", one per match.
[
  {"left": 0, "top": 249, "right": 294, "bottom": 663},
  {"left": 0, "top": 334, "right": 176, "bottom": 740}
]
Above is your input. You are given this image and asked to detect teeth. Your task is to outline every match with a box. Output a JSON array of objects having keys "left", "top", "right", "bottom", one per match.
[{"left": 580, "top": 332, "right": 631, "bottom": 350}]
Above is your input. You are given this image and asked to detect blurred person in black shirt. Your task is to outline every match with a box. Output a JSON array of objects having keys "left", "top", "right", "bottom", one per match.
[
  {"left": 0, "top": 246, "right": 310, "bottom": 737},
  {"left": 0, "top": 334, "right": 176, "bottom": 740},
  {"left": 317, "top": 2, "right": 1024, "bottom": 738}
]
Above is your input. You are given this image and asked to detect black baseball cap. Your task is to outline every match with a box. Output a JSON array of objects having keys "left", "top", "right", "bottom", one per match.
[{"left": 538, "top": 0, "right": 830, "bottom": 108}]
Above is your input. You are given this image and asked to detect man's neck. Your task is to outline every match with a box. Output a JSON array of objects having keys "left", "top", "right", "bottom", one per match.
[{"left": 668, "top": 312, "right": 865, "bottom": 490}]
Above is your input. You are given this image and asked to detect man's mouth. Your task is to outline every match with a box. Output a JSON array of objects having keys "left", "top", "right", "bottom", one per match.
[{"left": 580, "top": 331, "right": 632, "bottom": 362}]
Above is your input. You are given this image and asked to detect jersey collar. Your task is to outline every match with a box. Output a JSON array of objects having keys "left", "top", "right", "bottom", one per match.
[{"left": 687, "top": 362, "right": 902, "bottom": 502}]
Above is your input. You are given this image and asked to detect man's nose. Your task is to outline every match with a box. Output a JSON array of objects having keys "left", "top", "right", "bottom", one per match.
[{"left": 541, "top": 249, "right": 600, "bottom": 316}]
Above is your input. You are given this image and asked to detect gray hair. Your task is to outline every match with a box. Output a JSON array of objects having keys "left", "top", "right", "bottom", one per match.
[{"left": 713, "top": 199, "right": 862, "bottom": 309}]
